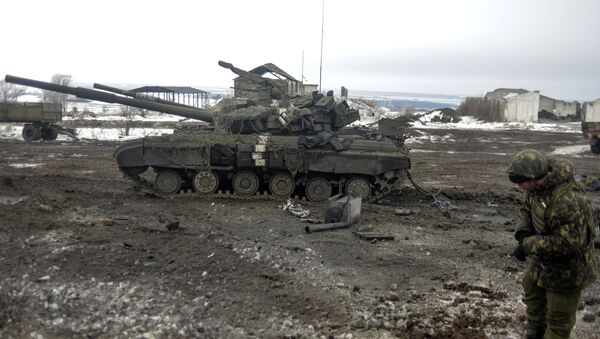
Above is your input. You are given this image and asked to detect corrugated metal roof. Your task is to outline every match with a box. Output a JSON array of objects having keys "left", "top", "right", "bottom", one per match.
[
  {"left": 249, "top": 63, "right": 298, "bottom": 82},
  {"left": 130, "top": 86, "right": 209, "bottom": 94}
]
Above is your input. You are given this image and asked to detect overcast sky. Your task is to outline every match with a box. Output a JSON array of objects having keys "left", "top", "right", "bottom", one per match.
[{"left": 2, "top": 0, "right": 599, "bottom": 101}]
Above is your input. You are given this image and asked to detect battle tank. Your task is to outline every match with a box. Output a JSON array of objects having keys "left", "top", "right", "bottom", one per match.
[{"left": 5, "top": 62, "right": 411, "bottom": 202}]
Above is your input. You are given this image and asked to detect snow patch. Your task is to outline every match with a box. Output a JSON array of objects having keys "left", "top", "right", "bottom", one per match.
[
  {"left": 74, "top": 127, "right": 174, "bottom": 141},
  {"left": 549, "top": 145, "right": 591, "bottom": 157},
  {"left": 8, "top": 163, "right": 43, "bottom": 168},
  {"left": 0, "top": 196, "right": 29, "bottom": 205}
]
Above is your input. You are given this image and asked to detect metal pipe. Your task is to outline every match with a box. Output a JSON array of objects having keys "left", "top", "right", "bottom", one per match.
[{"left": 305, "top": 222, "right": 349, "bottom": 233}]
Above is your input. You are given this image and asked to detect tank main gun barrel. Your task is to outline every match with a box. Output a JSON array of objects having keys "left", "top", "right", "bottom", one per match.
[
  {"left": 4, "top": 75, "right": 213, "bottom": 123},
  {"left": 93, "top": 83, "right": 196, "bottom": 109}
]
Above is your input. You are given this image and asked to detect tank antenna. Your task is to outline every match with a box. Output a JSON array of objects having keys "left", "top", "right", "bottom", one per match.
[{"left": 318, "top": 0, "right": 325, "bottom": 93}]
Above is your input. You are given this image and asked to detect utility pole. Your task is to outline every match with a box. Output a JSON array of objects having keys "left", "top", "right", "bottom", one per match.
[
  {"left": 301, "top": 50, "right": 305, "bottom": 84},
  {"left": 319, "top": 0, "right": 324, "bottom": 93}
]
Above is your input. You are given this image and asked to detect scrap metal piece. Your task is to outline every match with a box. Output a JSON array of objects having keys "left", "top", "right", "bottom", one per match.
[
  {"left": 353, "top": 231, "right": 395, "bottom": 241},
  {"left": 282, "top": 199, "right": 311, "bottom": 218},
  {"left": 324, "top": 194, "right": 361, "bottom": 224},
  {"left": 305, "top": 222, "right": 349, "bottom": 233}
]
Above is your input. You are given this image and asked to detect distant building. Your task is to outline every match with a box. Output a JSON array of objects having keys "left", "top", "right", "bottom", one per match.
[
  {"left": 539, "top": 95, "right": 578, "bottom": 119},
  {"left": 503, "top": 91, "right": 540, "bottom": 122},
  {"left": 231, "top": 63, "right": 302, "bottom": 101},
  {"left": 226, "top": 62, "right": 322, "bottom": 102},
  {"left": 130, "top": 86, "right": 210, "bottom": 108},
  {"left": 484, "top": 88, "right": 540, "bottom": 122},
  {"left": 484, "top": 88, "right": 529, "bottom": 100},
  {"left": 302, "top": 84, "right": 319, "bottom": 95},
  {"left": 582, "top": 98, "right": 600, "bottom": 122}
]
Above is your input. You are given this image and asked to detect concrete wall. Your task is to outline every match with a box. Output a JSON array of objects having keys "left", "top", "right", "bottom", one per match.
[
  {"left": 302, "top": 84, "right": 318, "bottom": 95},
  {"left": 539, "top": 95, "right": 555, "bottom": 113},
  {"left": 539, "top": 95, "right": 578, "bottom": 118},
  {"left": 554, "top": 100, "right": 578, "bottom": 118},
  {"left": 503, "top": 91, "right": 540, "bottom": 122},
  {"left": 582, "top": 99, "right": 600, "bottom": 122},
  {"left": 484, "top": 88, "right": 529, "bottom": 100}
]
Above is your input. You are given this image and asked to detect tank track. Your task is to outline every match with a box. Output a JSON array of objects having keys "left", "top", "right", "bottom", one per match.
[{"left": 119, "top": 166, "right": 403, "bottom": 203}]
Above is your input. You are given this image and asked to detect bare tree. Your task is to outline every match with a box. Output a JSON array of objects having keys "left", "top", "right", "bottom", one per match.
[
  {"left": 42, "top": 74, "right": 72, "bottom": 112},
  {"left": 119, "top": 105, "right": 136, "bottom": 136},
  {"left": 0, "top": 79, "right": 27, "bottom": 103}
]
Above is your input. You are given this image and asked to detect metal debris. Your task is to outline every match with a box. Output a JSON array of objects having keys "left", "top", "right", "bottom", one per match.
[
  {"left": 353, "top": 231, "right": 395, "bottom": 241},
  {"left": 305, "top": 222, "right": 350, "bottom": 233},
  {"left": 165, "top": 221, "right": 180, "bottom": 231},
  {"left": 394, "top": 208, "right": 412, "bottom": 216},
  {"left": 431, "top": 200, "right": 458, "bottom": 210},
  {"left": 324, "top": 194, "right": 362, "bottom": 224},
  {"left": 282, "top": 199, "right": 311, "bottom": 218}
]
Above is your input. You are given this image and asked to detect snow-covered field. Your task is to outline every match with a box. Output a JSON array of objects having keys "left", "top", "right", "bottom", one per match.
[
  {"left": 0, "top": 124, "right": 174, "bottom": 142},
  {"left": 412, "top": 111, "right": 582, "bottom": 134}
]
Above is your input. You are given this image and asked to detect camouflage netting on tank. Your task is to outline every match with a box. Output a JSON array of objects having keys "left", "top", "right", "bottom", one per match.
[
  {"left": 290, "top": 95, "right": 314, "bottom": 108},
  {"left": 213, "top": 106, "right": 276, "bottom": 134},
  {"left": 145, "top": 134, "right": 242, "bottom": 170},
  {"left": 265, "top": 141, "right": 309, "bottom": 176}
]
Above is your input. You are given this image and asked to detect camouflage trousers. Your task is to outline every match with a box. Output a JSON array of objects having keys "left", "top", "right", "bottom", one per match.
[{"left": 522, "top": 272, "right": 582, "bottom": 339}]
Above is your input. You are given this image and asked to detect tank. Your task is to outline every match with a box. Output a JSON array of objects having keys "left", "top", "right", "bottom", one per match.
[{"left": 5, "top": 62, "right": 411, "bottom": 202}]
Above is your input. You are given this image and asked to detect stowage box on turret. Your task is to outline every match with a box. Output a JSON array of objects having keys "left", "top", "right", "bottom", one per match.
[{"left": 5, "top": 61, "right": 411, "bottom": 202}]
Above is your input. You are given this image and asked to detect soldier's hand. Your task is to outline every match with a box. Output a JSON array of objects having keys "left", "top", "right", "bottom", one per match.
[{"left": 513, "top": 244, "right": 527, "bottom": 261}]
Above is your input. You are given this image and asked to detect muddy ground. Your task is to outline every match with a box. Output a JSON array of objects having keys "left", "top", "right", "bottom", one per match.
[{"left": 0, "top": 127, "right": 598, "bottom": 338}]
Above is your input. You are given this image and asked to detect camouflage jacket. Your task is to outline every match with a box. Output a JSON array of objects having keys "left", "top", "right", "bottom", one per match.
[{"left": 515, "top": 158, "right": 597, "bottom": 291}]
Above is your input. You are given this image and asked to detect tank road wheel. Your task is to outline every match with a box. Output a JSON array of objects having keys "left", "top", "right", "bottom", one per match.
[
  {"left": 155, "top": 169, "right": 182, "bottom": 195},
  {"left": 269, "top": 172, "right": 295, "bottom": 197},
  {"left": 192, "top": 170, "right": 219, "bottom": 195},
  {"left": 305, "top": 177, "right": 332, "bottom": 202},
  {"left": 345, "top": 176, "right": 371, "bottom": 200},
  {"left": 232, "top": 170, "right": 259, "bottom": 196},
  {"left": 22, "top": 124, "right": 41, "bottom": 141}
]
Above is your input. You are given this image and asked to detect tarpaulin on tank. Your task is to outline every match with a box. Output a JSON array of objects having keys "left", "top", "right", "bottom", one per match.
[{"left": 298, "top": 131, "right": 344, "bottom": 151}]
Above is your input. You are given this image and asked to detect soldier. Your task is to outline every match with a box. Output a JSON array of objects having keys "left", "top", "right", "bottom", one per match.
[{"left": 508, "top": 149, "right": 597, "bottom": 339}]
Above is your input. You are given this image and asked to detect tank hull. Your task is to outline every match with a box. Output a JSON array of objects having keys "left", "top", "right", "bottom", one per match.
[{"left": 114, "top": 132, "right": 411, "bottom": 201}]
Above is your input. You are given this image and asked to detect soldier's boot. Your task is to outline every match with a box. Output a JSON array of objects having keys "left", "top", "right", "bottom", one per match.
[{"left": 525, "top": 327, "right": 544, "bottom": 339}]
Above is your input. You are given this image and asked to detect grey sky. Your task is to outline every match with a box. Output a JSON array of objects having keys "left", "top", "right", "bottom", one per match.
[{"left": 2, "top": 0, "right": 599, "bottom": 101}]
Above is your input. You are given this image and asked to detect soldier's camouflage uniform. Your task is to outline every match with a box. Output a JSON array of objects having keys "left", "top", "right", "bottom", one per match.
[{"left": 512, "top": 154, "right": 597, "bottom": 339}]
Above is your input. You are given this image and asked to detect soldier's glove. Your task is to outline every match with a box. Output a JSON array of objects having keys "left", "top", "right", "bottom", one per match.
[
  {"left": 515, "top": 230, "right": 533, "bottom": 244},
  {"left": 513, "top": 244, "right": 527, "bottom": 262}
]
